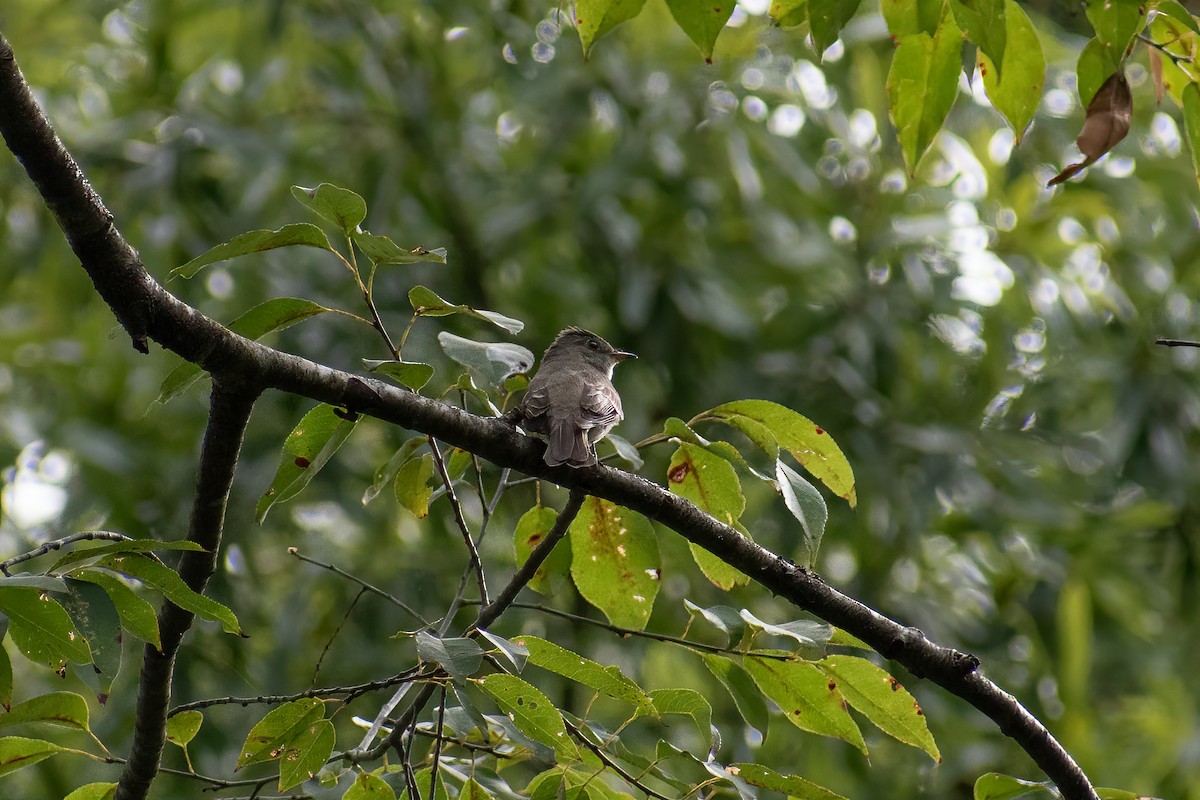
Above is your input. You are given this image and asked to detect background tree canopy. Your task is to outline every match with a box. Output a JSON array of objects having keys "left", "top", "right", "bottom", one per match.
[{"left": 1, "top": 1, "right": 1198, "bottom": 799}]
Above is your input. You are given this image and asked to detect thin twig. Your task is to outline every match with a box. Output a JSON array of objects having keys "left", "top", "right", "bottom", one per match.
[
  {"left": 430, "top": 436, "right": 489, "bottom": 608},
  {"left": 168, "top": 668, "right": 424, "bottom": 717},
  {"left": 288, "top": 547, "right": 429, "bottom": 625},
  {"left": 0, "top": 531, "right": 132, "bottom": 575},
  {"left": 427, "top": 685, "right": 448, "bottom": 800},
  {"left": 1156, "top": 337, "right": 1200, "bottom": 347},
  {"left": 312, "top": 587, "right": 368, "bottom": 687},
  {"left": 563, "top": 719, "right": 674, "bottom": 800}
]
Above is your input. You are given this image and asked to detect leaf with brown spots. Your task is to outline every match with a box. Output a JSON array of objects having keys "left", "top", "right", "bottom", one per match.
[
  {"left": 568, "top": 497, "right": 661, "bottom": 630},
  {"left": 816, "top": 655, "right": 941, "bottom": 761},
  {"left": 668, "top": 444, "right": 750, "bottom": 589},
  {"left": 744, "top": 653, "right": 867, "bottom": 754}
]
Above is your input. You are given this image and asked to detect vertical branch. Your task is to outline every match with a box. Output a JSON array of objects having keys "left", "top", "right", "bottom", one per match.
[{"left": 115, "top": 380, "right": 259, "bottom": 800}]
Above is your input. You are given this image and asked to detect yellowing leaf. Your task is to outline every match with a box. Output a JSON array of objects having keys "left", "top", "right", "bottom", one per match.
[
  {"left": 575, "top": 0, "right": 647, "bottom": 58},
  {"left": 569, "top": 497, "right": 660, "bottom": 630}
]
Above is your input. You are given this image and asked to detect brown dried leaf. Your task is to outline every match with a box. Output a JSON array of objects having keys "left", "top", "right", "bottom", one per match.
[
  {"left": 1048, "top": 70, "right": 1132, "bottom": 186},
  {"left": 1149, "top": 48, "right": 1164, "bottom": 105}
]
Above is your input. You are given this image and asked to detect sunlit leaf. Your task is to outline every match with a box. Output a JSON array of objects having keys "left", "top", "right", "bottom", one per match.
[
  {"left": 291, "top": 183, "right": 367, "bottom": 235},
  {"left": 638, "top": 688, "right": 712, "bottom": 747},
  {"left": 48, "top": 537, "right": 205, "bottom": 573},
  {"left": 702, "top": 654, "right": 769, "bottom": 735},
  {"left": 479, "top": 673, "right": 580, "bottom": 762},
  {"left": 256, "top": 403, "right": 360, "bottom": 523},
  {"left": 770, "top": 0, "right": 809, "bottom": 28},
  {"left": 667, "top": 443, "right": 749, "bottom": 589},
  {"left": 0, "top": 588, "right": 92, "bottom": 670},
  {"left": 1084, "top": 0, "right": 1146, "bottom": 71},
  {"left": 972, "top": 772, "right": 1057, "bottom": 800},
  {"left": 166, "top": 710, "right": 204, "bottom": 748},
  {"left": 69, "top": 569, "right": 160, "bottom": 650},
  {"left": 694, "top": 400, "right": 856, "bottom": 507},
  {"left": 345, "top": 771, "right": 397, "bottom": 800},
  {"left": 0, "top": 737, "right": 65, "bottom": 777},
  {"left": 740, "top": 608, "right": 832, "bottom": 649},
  {"left": 477, "top": 629, "right": 529, "bottom": 672},
  {"left": 978, "top": 0, "right": 1044, "bottom": 141},
  {"left": 729, "top": 763, "right": 848, "bottom": 800},
  {"left": 363, "top": 359, "right": 435, "bottom": 391},
  {"left": 575, "top": 0, "right": 647, "bottom": 58},
  {"left": 816, "top": 655, "right": 940, "bottom": 761},
  {"left": 514, "top": 505, "right": 571, "bottom": 595},
  {"left": 172, "top": 224, "right": 334, "bottom": 278},
  {"left": 664, "top": 0, "right": 735, "bottom": 63},
  {"left": 685, "top": 600, "right": 747, "bottom": 645},
  {"left": 277, "top": 717, "right": 334, "bottom": 791},
  {"left": 410, "top": 286, "right": 524, "bottom": 333},
  {"left": 0, "top": 576, "right": 68, "bottom": 592},
  {"left": 1182, "top": 83, "right": 1200, "bottom": 188},
  {"left": 394, "top": 453, "right": 436, "bottom": 519},
  {"left": 511, "top": 635, "right": 653, "bottom": 710},
  {"left": 64, "top": 783, "right": 117, "bottom": 800},
  {"left": 569, "top": 497, "right": 661, "bottom": 630},
  {"left": 237, "top": 698, "right": 324, "bottom": 768},
  {"left": 94, "top": 553, "right": 243, "bottom": 636},
  {"left": 363, "top": 438, "right": 425, "bottom": 506},
  {"left": 887, "top": 7, "right": 963, "bottom": 175},
  {"left": 744, "top": 654, "right": 867, "bottom": 754},
  {"left": 0, "top": 692, "right": 90, "bottom": 733},
  {"left": 949, "top": 0, "right": 1005, "bottom": 68}
]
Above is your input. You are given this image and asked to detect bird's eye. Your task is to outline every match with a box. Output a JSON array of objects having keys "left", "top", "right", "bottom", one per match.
[{"left": 587, "top": 339, "right": 600, "bottom": 350}]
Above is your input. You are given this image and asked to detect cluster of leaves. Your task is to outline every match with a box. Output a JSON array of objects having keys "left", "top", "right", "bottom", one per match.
[{"left": 578, "top": 1, "right": 1200, "bottom": 186}]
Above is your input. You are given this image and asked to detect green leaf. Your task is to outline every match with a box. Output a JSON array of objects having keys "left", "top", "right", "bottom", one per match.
[
  {"left": 639, "top": 688, "right": 712, "bottom": 747},
  {"left": 363, "top": 359, "right": 435, "bottom": 391},
  {"left": 696, "top": 400, "right": 856, "bottom": 507},
  {"left": 667, "top": 443, "right": 749, "bottom": 590},
  {"left": 972, "top": 772, "right": 1056, "bottom": 800},
  {"left": 166, "top": 710, "right": 203, "bottom": 748},
  {"left": 256, "top": 403, "right": 360, "bottom": 523},
  {"left": 363, "top": 438, "right": 425, "bottom": 506},
  {"left": 569, "top": 497, "right": 661, "bottom": 630},
  {"left": 345, "top": 771, "right": 397, "bottom": 800},
  {"left": 48, "top": 537, "right": 206, "bottom": 572},
  {"left": 663, "top": 0, "right": 735, "bottom": 63},
  {"left": 731, "top": 763, "right": 848, "bottom": 800},
  {"left": 978, "top": 0, "right": 1044, "bottom": 142},
  {"left": 70, "top": 569, "right": 162, "bottom": 650},
  {"left": 410, "top": 286, "right": 524, "bottom": 333},
  {"left": 887, "top": 7, "right": 964, "bottom": 175},
  {"left": 439, "top": 332, "right": 535, "bottom": 391},
  {"left": 94, "top": 553, "right": 243, "bottom": 636},
  {"left": 157, "top": 298, "right": 331, "bottom": 404},
  {"left": 770, "top": 0, "right": 809, "bottom": 28},
  {"left": 514, "top": 505, "right": 571, "bottom": 595},
  {"left": 883, "top": 0, "right": 950, "bottom": 37},
  {"left": 415, "top": 632, "right": 483, "bottom": 683},
  {"left": 1084, "top": 0, "right": 1145, "bottom": 71},
  {"left": 0, "top": 644, "right": 11, "bottom": 710},
  {"left": 816, "top": 655, "right": 940, "bottom": 761},
  {"left": 1183, "top": 83, "right": 1200, "bottom": 189},
  {"left": 702, "top": 654, "right": 769, "bottom": 735},
  {"left": 479, "top": 673, "right": 580, "bottom": 762},
  {"left": 64, "top": 783, "right": 117, "bottom": 800},
  {"left": 60, "top": 579, "right": 122, "bottom": 698},
  {"left": 237, "top": 698, "right": 325, "bottom": 768},
  {"left": 0, "top": 587, "right": 92, "bottom": 669},
  {"left": 740, "top": 608, "right": 833, "bottom": 649},
  {"left": 809, "top": 0, "right": 863, "bottom": 55},
  {"left": 459, "top": 778, "right": 494, "bottom": 800},
  {"left": 949, "top": 0, "right": 1006, "bottom": 68},
  {"left": 575, "top": 0, "right": 647, "bottom": 58},
  {"left": 352, "top": 231, "right": 446, "bottom": 266},
  {"left": 684, "top": 600, "right": 747, "bottom": 645},
  {"left": 477, "top": 629, "right": 529, "bottom": 672},
  {"left": 278, "top": 718, "right": 335, "bottom": 791},
  {"left": 511, "top": 635, "right": 653, "bottom": 710},
  {"left": 744, "top": 654, "right": 867, "bottom": 754},
  {"left": 394, "top": 453, "right": 436, "bottom": 519},
  {"left": 291, "top": 183, "right": 367, "bottom": 234},
  {"left": 1076, "top": 38, "right": 1110, "bottom": 109},
  {"left": 0, "top": 576, "right": 69, "bottom": 592},
  {"left": 776, "top": 461, "right": 829, "bottom": 566},
  {"left": 172, "top": 224, "right": 334, "bottom": 279},
  {"left": 1153, "top": 1, "right": 1199, "bottom": 34},
  {"left": 0, "top": 692, "right": 90, "bottom": 733},
  {"left": 405, "top": 767, "right": 451, "bottom": 800},
  {"left": 0, "top": 736, "right": 64, "bottom": 777}
]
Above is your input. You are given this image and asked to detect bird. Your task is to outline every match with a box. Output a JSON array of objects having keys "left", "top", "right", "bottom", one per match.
[{"left": 508, "top": 327, "right": 636, "bottom": 467}]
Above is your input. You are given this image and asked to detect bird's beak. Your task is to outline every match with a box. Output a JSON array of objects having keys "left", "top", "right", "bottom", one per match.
[{"left": 612, "top": 349, "right": 637, "bottom": 361}]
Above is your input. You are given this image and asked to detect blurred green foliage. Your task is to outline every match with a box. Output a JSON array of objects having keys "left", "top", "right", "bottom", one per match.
[{"left": 2, "top": 1, "right": 1200, "bottom": 798}]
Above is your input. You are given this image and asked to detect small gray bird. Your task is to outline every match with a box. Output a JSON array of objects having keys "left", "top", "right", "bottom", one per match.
[{"left": 510, "top": 327, "right": 636, "bottom": 467}]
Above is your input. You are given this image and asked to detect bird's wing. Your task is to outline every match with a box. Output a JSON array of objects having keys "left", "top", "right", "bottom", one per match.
[
  {"left": 520, "top": 382, "right": 551, "bottom": 420},
  {"left": 579, "top": 383, "right": 622, "bottom": 430}
]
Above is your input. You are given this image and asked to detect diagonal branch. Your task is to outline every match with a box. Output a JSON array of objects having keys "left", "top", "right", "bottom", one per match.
[{"left": 0, "top": 31, "right": 1098, "bottom": 800}]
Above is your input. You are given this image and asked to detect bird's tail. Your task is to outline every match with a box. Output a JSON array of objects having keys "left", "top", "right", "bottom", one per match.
[{"left": 546, "top": 421, "right": 595, "bottom": 467}]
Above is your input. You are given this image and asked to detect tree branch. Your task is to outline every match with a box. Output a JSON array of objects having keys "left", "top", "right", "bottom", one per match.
[
  {"left": 0, "top": 31, "right": 1098, "bottom": 800},
  {"left": 115, "top": 381, "right": 259, "bottom": 800}
]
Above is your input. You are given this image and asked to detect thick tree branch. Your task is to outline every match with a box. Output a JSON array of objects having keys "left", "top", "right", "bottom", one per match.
[
  {"left": 0, "top": 32, "right": 1098, "bottom": 800},
  {"left": 115, "top": 381, "right": 259, "bottom": 800}
]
